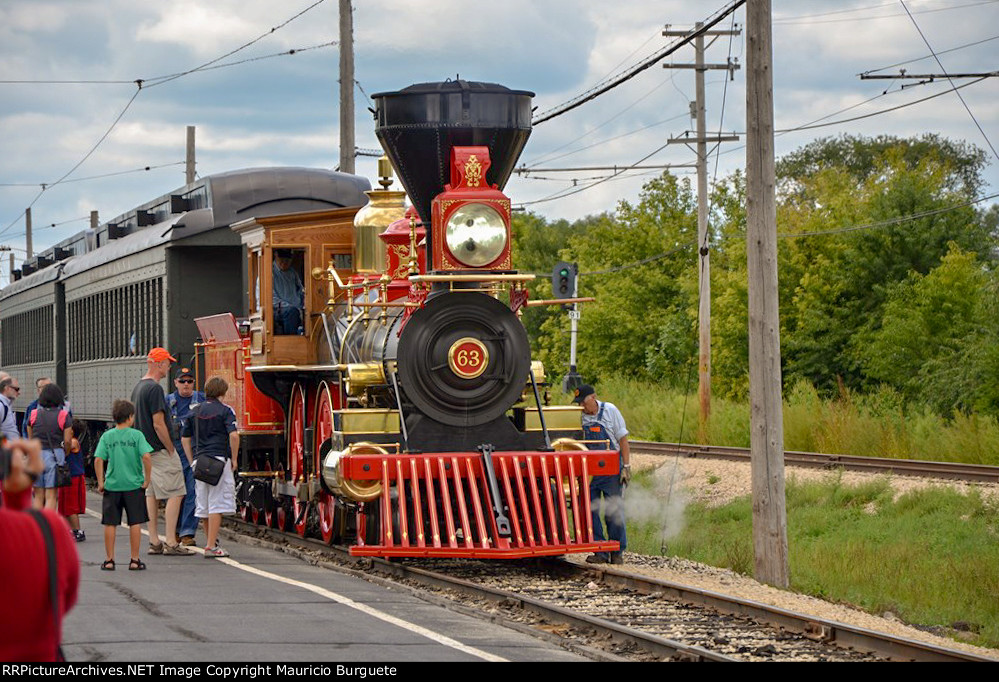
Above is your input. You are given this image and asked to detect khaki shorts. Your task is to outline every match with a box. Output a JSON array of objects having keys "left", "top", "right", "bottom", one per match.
[{"left": 146, "top": 449, "right": 187, "bottom": 499}]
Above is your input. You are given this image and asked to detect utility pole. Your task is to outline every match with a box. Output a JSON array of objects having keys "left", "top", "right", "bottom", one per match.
[
  {"left": 186, "top": 126, "right": 196, "bottom": 185},
  {"left": 25, "top": 207, "right": 33, "bottom": 259},
  {"left": 745, "top": 0, "right": 789, "bottom": 588},
  {"left": 338, "top": 0, "right": 355, "bottom": 174},
  {"left": 664, "top": 22, "right": 740, "bottom": 444}
]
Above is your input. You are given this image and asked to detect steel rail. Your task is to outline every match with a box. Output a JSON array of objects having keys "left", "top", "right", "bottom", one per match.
[
  {"left": 631, "top": 441, "right": 999, "bottom": 483},
  {"left": 558, "top": 562, "right": 998, "bottom": 663},
  {"left": 223, "top": 517, "right": 734, "bottom": 661},
  {"left": 222, "top": 517, "right": 995, "bottom": 662}
]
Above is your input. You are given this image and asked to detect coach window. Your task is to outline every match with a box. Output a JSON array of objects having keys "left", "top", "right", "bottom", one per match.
[{"left": 249, "top": 249, "right": 261, "bottom": 314}]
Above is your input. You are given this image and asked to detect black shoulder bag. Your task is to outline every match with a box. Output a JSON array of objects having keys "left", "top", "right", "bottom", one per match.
[
  {"left": 28, "top": 510, "right": 67, "bottom": 662},
  {"left": 191, "top": 403, "right": 225, "bottom": 486}
]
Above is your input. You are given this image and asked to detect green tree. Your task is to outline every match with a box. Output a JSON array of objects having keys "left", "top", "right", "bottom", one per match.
[
  {"left": 777, "top": 140, "right": 993, "bottom": 394},
  {"left": 534, "top": 173, "right": 698, "bottom": 386},
  {"left": 860, "top": 245, "right": 990, "bottom": 412}
]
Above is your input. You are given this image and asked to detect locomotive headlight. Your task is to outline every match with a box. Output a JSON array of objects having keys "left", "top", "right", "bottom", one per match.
[{"left": 445, "top": 203, "right": 507, "bottom": 267}]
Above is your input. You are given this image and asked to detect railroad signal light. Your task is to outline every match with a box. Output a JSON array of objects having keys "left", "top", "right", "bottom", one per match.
[{"left": 552, "top": 261, "right": 577, "bottom": 300}]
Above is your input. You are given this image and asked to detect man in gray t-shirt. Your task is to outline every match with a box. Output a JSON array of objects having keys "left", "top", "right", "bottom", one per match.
[{"left": 131, "top": 347, "right": 193, "bottom": 556}]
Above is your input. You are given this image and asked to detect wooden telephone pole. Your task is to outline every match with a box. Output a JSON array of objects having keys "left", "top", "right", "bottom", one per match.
[
  {"left": 663, "top": 23, "right": 740, "bottom": 443},
  {"left": 745, "top": 0, "right": 789, "bottom": 587},
  {"left": 338, "top": 0, "right": 355, "bottom": 174}
]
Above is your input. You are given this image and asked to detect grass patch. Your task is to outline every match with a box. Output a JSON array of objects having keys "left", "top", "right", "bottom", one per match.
[
  {"left": 587, "top": 374, "right": 999, "bottom": 465},
  {"left": 627, "top": 473, "right": 999, "bottom": 648}
]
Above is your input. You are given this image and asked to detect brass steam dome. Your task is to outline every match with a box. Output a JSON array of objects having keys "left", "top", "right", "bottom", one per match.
[{"left": 353, "top": 156, "right": 407, "bottom": 274}]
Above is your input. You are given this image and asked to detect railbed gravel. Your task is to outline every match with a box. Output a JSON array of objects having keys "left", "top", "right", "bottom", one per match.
[
  {"left": 414, "top": 559, "right": 886, "bottom": 662},
  {"left": 611, "top": 452, "right": 999, "bottom": 659}
]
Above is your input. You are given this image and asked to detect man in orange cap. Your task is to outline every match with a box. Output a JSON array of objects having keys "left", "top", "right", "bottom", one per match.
[{"left": 130, "top": 348, "right": 193, "bottom": 556}]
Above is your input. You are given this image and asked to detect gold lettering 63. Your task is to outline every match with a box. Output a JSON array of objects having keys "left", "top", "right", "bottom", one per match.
[{"left": 457, "top": 349, "right": 481, "bottom": 369}]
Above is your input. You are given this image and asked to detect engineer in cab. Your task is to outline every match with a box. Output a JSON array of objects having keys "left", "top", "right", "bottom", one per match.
[{"left": 272, "top": 249, "right": 305, "bottom": 335}]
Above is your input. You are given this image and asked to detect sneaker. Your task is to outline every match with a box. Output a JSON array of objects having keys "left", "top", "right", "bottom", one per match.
[
  {"left": 179, "top": 536, "right": 196, "bottom": 547},
  {"left": 585, "top": 553, "right": 609, "bottom": 564},
  {"left": 204, "top": 545, "right": 230, "bottom": 559},
  {"left": 73, "top": 529, "right": 86, "bottom": 542},
  {"left": 610, "top": 552, "right": 624, "bottom": 565},
  {"left": 162, "top": 543, "right": 194, "bottom": 556}
]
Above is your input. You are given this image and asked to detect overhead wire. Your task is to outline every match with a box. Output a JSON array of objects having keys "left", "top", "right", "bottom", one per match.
[
  {"left": 775, "top": 0, "right": 999, "bottom": 25},
  {"left": 861, "top": 32, "right": 999, "bottom": 75},
  {"left": 778, "top": 191, "right": 999, "bottom": 238},
  {"left": 899, "top": 1, "right": 999, "bottom": 163},
  {"left": 143, "top": 0, "right": 330, "bottom": 88},
  {"left": 0, "top": 1, "right": 329, "bottom": 239},
  {"left": 531, "top": 0, "right": 746, "bottom": 125},
  {"left": 0, "top": 84, "right": 143, "bottom": 239}
]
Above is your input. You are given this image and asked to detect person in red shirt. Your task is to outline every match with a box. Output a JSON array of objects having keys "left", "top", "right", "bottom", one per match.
[{"left": 0, "top": 439, "right": 79, "bottom": 661}]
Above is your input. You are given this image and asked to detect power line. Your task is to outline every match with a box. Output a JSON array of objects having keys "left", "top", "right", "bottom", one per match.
[
  {"left": 0, "top": 162, "right": 185, "bottom": 189},
  {"left": 524, "top": 73, "right": 689, "bottom": 169},
  {"left": 0, "top": 84, "right": 143, "bottom": 239},
  {"left": 0, "top": 41, "right": 337, "bottom": 88},
  {"left": 779, "top": 191, "right": 999, "bottom": 239},
  {"left": 143, "top": 0, "right": 330, "bottom": 89},
  {"left": 516, "top": 138, "right": 676, "bottom": 207},
  {"left": 531, "top": 0, "right": 745, "bottom": 125},
  {"left": 900, "top": 1, "right": 999, "bottom": 163},
  {"left": 775, "top": 0, "right": 999, "bottom": 25},
  {"left": 862, "top": 33, "right": 999, "bottom": 75},
  {"left": 521, "top": 112, "right": 690, "bottom": 171}
]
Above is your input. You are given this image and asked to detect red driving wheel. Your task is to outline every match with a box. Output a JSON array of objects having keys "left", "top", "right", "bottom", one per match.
[
  {"left": 287, "top": 383, "right": 309, "bottom": 538},
  {"left": 315, "top": 382, "right": 337, "bottom": 544}
]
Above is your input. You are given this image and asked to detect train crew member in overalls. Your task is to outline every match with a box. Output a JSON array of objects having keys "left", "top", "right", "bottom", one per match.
[
  {"left": 167, "top": 367, "right": 205, "bottom": 547},
  {"left": 573, "top": 384, "right": 631, "bottom": 565},
  {"left": 272, "top": 249, "right": 305, "bottom": 335}
]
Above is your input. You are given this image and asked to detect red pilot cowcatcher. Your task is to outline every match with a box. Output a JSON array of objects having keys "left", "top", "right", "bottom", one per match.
[{"left": 431, "top": 146, "right": 512, "bottom": 272}]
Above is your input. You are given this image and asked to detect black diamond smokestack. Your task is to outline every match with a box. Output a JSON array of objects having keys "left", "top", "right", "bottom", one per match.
[{"left": 372, "top": 79, "right": 534, "bottom": 227}]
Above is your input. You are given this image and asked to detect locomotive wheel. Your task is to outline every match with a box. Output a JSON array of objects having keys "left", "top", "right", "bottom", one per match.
[
  {"left": 266, "top": 496, "right": 292, "bottom": 531},
  {"left": 397, "top": 291, "right": 531, "bottom": 427},
  {"left": 314, "top": 382, "right": 339, "bottom": 545},
  {"left": 287, "top": 383, "right": 309, "bottom": 538}
]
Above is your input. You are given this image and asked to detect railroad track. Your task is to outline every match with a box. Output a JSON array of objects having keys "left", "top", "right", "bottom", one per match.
[
  {"left": 222, "top": 517, "right": 996, "bottom": 662},
  {"left": 631, "top": 441, "right": 999, "bottom": 483}
]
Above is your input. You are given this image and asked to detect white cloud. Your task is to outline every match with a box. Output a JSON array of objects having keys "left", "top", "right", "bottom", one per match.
[{"left": 0, "top": 0, "right": 996, "bottom": 256}]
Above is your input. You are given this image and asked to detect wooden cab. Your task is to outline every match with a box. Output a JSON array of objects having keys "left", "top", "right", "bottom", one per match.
[{"left": 232, "top": 208, "right": 359, "bottom": 366}]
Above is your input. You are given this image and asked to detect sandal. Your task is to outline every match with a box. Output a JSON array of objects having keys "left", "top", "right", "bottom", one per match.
[
  {"left": 148, "top": 542, "right": 164, "bottom": 555},
  {"left": 128, "top": 558, "right": 146, "bottom": 571},
  {"left": 101, "top": 559, "right": 115, "bottom": 571}
]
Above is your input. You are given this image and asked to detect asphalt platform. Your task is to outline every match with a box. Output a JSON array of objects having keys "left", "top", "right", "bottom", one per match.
[{"left": 59, "top": 488, "right": 587, "bottom": 664}]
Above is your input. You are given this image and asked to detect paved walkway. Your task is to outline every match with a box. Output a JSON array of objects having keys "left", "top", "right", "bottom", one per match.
[{"left": 61, "top": 490, "right": 586, "bottom": 663}]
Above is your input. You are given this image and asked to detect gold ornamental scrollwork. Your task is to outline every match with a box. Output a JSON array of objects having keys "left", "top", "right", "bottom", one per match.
[{"left": 464, "top": 155, "right": 483, "bottom": 187}]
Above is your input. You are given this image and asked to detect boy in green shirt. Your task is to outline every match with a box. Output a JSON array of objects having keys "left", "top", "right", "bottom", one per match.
[{"left": 95, "top": 400, "right": 153, "bottom": 571}]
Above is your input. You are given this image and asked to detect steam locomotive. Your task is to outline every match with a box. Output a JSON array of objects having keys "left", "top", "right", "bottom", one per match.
[
  {"left": 206, "top": 80, "right": 621, "bottom": 558},
  {"left": 0, "top": 79, "right": 620, "bottom": 559}
]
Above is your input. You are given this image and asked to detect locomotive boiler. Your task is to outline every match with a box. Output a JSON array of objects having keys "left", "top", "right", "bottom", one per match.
[{"left": 202, "top": 80, "right": 619, "bottom": 558}]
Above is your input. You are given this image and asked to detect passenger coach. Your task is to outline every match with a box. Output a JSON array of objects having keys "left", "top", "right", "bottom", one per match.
[{"left": 0, "top": 167, "right": 369, "bottom": 440}]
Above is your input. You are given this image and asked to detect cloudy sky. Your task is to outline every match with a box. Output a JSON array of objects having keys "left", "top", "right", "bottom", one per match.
[{"left": 1, "top": 0, "right": 997, "bottom": 282}]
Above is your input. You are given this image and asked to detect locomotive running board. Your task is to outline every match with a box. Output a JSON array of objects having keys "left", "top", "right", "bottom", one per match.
[{"left": 346, "top": 450, "right": 621, "bottom": 558}]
